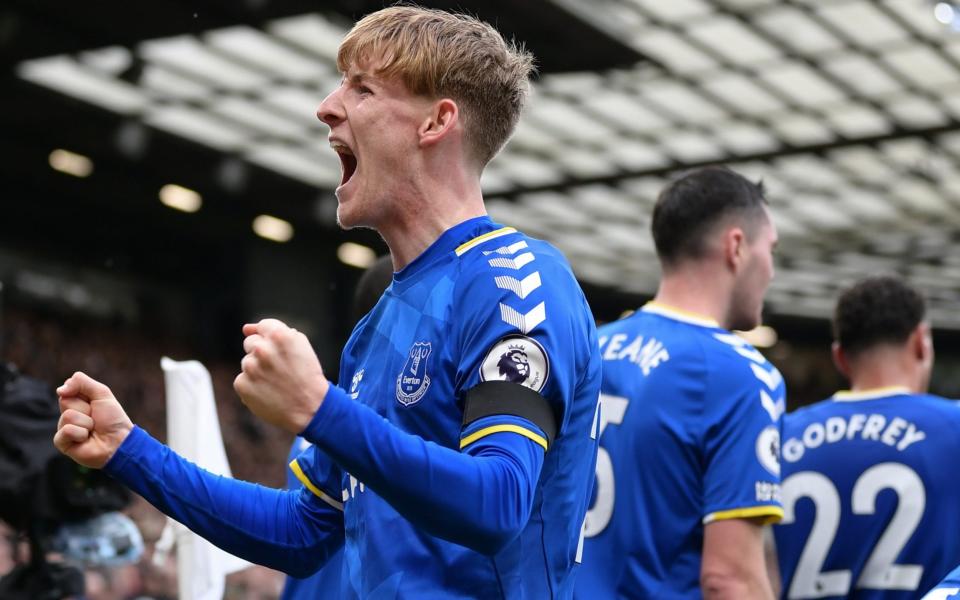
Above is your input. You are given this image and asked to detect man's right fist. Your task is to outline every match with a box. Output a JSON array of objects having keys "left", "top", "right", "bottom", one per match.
[{"left": 53, "top": 371, "right": 134, "bottom": 469}]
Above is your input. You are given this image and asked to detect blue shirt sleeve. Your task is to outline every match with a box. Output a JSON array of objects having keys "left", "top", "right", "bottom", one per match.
[
  {"left": 289, "top": 442, "right": 346, "bottom": 512},
  {"left": 923, "top": 565, "right": 960, "bottom": 599},
  {"left": 104, "top": 426, "right": 344, "bottom": 577},
  {"left": 302, "top": 385, "right": 543, "bottom": 555},
  {"left": 701, "top": 336, "right": 785, "bottom": 525},
  {"left": 285, "top": 437, "right": 311, "bottom": 490},
  {"left": 453, "top": 240, "right": 591, "bottom": 443}
]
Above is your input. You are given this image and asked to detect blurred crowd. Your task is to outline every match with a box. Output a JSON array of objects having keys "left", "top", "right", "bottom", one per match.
[{"left": 0, "top": 304, "right": 293, "bottom": 599}]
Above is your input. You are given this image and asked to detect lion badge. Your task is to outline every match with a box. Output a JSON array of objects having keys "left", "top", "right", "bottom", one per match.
[{"left": 480, "top": 334, "right": 549, "bottom": 392}]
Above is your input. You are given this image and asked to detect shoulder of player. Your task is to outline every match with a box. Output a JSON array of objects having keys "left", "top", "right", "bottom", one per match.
[
  {"left": 596, "top": 313, "right": 638, "bottom": 338},
  {"left": 915, "top": 392, "right": 960, "bottom": 405},
  {"left": 456, "top": 231, "right": 567, "bottom": 268},
  {"left": 783, "top": 393, "right": 960, "bottom": 446},
  {"left": 626, "top": 311, "right": 759, "bottom": 367},
  {"left": 911, "top": 393, "right": 960, "bottom": 421},
  {"left": 691, "top": 333, "right": 786, "bottom": 411},
  {"left": 602, "top": 311, "right": 709, "bottom": 349},
  {"left": 782, "top": 399, "right": 832, "bottom": 432},
  {"left": 452, "top": 231, "right": 577, "bottom": 295},
  {"left": 698, "top": 330, "right": 771, "bottom": 375}
]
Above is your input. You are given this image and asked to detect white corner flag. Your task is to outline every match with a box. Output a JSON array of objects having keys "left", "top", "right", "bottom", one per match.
[{"left": 155, "top": 357, "right": 250, "bottom": 600}]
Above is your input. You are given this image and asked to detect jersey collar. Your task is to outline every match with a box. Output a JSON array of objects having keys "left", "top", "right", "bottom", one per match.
[
  {"left": 832, "top": 386, "right": 912, "bottom": 402},
  {"left": 641, "top": 301, "right": 720, "bottom": 329},
  {"left": 393, "top": 216, "right": 499, "bottom": 284}
]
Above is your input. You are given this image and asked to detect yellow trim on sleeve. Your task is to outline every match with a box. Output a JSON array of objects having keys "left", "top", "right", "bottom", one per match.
[
  {"left": 454, "top": 227, "right": 517, "bottom": 256},
  {"left": 289, "top": 459, "right": 344, "bottom": 511},
  {"left": 703, "top": 505, "right": 783, "bottom": 525},
  {"left": 460, "top": 424, "right": 548, "bottom": 451}
]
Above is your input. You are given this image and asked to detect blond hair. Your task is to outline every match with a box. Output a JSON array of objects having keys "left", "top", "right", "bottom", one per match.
[{"left": 338, "top": 5, "right": 535, "bottom": 167}]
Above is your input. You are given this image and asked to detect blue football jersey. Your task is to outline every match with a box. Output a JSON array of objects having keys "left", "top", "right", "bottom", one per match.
[
  {"left": 775, "top": 389, "right": 960, "bottom": 599},
  {"left": 292, "top": 216, "right": 602, "bottom": 598},
  {"left": 575, "top": 303, "right": 785, "bottom": 599},
  {"left": 281, "top": 437, "right": 351, "bottom": 600}
]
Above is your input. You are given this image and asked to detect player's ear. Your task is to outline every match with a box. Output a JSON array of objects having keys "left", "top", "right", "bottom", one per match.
[
  {"left": 723, "top": 226, "right": 746, "bottom": 271},
  {"left": 910, "top": 322, "right": 933, "bottom": 363},
  {"left": 418, "top": 98, "right": 459, "bottom": 148},
  {"left": 831, "top": 342, "right": 851, "bottom": 380}
]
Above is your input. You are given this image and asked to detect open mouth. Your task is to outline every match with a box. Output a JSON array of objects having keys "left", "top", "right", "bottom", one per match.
[{"left": 332, "top": 142, "right": 357, "bottom": 187}]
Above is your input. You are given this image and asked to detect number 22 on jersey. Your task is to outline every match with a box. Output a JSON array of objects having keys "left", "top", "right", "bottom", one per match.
[{"left": 781, "top": 462, "right": 925, "bottom": 599}]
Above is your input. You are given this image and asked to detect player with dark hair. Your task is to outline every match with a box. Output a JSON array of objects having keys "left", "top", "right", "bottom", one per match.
[
  {"left": 576, "top": 165, "right": 784, "bottom": 598},
  {"left": 53, "top": 6, "right": 602, "bottom": 598},
  {"left": 775, "top": 276, "right": 960, "bottom": 598}
]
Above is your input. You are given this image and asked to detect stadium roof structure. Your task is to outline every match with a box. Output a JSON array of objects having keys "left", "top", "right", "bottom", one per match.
[{"left": 4, "top": 0, "right": 960, "bottom": 327}]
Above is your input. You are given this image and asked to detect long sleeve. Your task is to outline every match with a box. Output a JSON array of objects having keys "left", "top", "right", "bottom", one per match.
[
  {"left": 303, "top": 384, "right": 545, "bottom": 555},
  {"left": 104, "top": 426, "right": 344, "bottom": 577}
]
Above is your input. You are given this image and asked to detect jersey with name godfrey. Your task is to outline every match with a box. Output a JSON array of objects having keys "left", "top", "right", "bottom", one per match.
[{"left": 775, "top": 389, "right": 960, "bottom": 599}]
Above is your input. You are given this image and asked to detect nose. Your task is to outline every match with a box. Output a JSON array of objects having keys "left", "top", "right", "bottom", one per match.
[{"left": 316, "top": 86, "right": 344, "bottom": 128}]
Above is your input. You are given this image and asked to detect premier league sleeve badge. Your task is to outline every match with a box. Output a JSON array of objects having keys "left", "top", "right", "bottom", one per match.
[{"left": 480, "top": 334, "right": 549, "bottom": 393}]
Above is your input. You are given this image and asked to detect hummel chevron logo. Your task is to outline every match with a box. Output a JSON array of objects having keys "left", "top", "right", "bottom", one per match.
[
  {"left": 483, "top": 241, "right": 528, "bottom": 256},
  {"left": 499, "top": 302, "right": 546, "bottom": 334},
  {"left": 488, "top": 252, "right": 535, "bottom": 270},
  {"left": 750, "top": 362, "right": 783, "bottom": 392},
  {"left": 495, "top": 272, "right": 542, "bottom": 299},
  {"left": 760, "top": 390, "right": 785, "bottom": 422}
]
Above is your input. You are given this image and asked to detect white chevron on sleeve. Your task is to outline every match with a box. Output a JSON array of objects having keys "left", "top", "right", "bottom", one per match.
[
  {"left": 483, "top": 241, "right": 528, "bottom": 256},
  {"left": 494, "top": 272, "right": 542, "bottom": 299},
  {"left": 750, "top": 362, "right": 783, "bottom": 391},
  {"left": 760, "top": 390, "right": 785, "bottom": 422},
  {"left": 499, "top": 301, "right": 546, "bottom": 334},
  {"left": 488, "top": 252, "right": 535, "bottom": 270},
  {"left": 713, "top": 332, "right": 768, "bottom": 365}
]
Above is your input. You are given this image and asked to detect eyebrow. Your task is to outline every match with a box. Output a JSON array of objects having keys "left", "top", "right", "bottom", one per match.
[{"left": 347, "top": 72, "right": 371, "bottom": 85}]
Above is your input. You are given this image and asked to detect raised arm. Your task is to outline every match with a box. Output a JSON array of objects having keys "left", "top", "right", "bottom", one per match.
[{"left": 54, "top": 372, "right": 344, "bottom": 577}]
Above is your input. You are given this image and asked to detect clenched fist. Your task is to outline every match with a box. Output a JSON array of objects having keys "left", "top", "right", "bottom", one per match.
[
  {"left": 53, "top": 372, "right": 134, "bottom": 469},
  {"left": 234, "top": 318, "right": 330, "bottom": 433}
]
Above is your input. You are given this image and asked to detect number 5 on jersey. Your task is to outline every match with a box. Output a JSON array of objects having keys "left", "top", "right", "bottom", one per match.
[{"left": 583, "top": 394, "right": 629, "bottom": 538}]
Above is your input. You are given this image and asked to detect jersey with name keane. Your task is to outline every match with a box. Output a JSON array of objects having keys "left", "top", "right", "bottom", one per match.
[
  {"left": 292, "top": 216, "right": 602, "bottom": 599},
  {"left": 575, "top": 302, "right": 785, "bottom": 599},
  {"left": 775, "top": 388, "right": 960, "bottom": 599}
]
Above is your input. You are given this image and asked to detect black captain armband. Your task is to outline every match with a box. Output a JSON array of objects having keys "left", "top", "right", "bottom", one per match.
[{"left": 462, "top": 381, "right": 558, "bottom": 449}]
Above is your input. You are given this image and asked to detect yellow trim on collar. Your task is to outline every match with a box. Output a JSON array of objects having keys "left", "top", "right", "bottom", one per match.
[
  {"left": 703, "top": 505, "right": 783, "bottom": 525},
  {"left": 643, "top": 301, "right": 720, "bottom": 328},
  {"left": 454, "top": 227, "right": 517, "bottom": 256},
  {"left": 460, "top": 424, "right": 548, "bottom": 452},
  {"left": 289, "top": 459, "right": 344, "bottom": 511},
  {"left": 833, "top": 386, "right": 912, "bottom": 402}
]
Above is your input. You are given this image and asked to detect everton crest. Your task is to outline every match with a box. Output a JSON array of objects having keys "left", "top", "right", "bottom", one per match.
[
  {"left": 396, "top": 341, "right": 432, "bottom": 406},
  {"left": 480, "top": 334, "right": 549, "bottom": 392}
]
